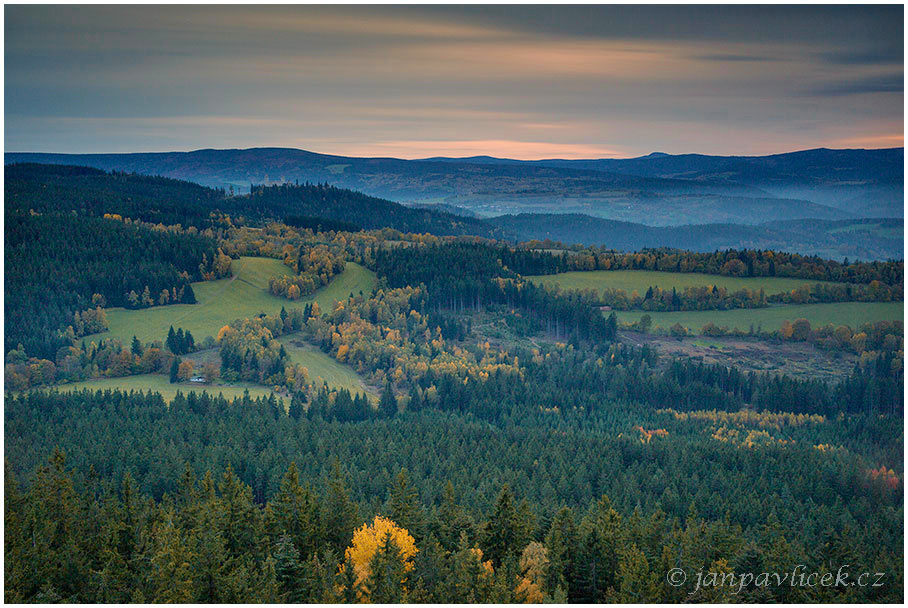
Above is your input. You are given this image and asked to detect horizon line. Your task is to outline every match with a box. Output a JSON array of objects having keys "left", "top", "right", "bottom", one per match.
[{"left": 5, "top": 143, "right": 904, "bottom": 163}]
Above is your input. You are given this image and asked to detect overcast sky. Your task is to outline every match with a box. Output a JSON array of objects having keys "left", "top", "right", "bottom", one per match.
[{"left": 4, "top": 5, "right": 904, "bottom": 158}]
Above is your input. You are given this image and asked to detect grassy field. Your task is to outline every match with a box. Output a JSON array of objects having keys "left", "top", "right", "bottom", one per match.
[
  {"left": 92, "top": 257, "right": 377, "bottom": 345},
  {"left": 526, "top": 270, "right": 845, "bottom": 296},
  {"left": 44, "top": 374, "right": 280, "bottom": 403},
  {"left": 277, "top": 335, "right": 375, "bottom": 397},
  {"left": 616, "top": 302, "right": 903, "bottom": 333}
]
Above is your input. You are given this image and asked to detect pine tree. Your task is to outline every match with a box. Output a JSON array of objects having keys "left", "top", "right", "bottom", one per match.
[
  {"left": 217, "top": 465, "right": 263, "bottom": 559},
  {"left": 408, "top": 535, "right": 448, "bottom": 602},
  {"left": 256, "top": 556, "right": 283, "bottom": 603},
  {"left": 269, "top": 463, "right": 321, "bottom": 559},
  {"left": 407, "top": 384, "right": 423, "bottom": 412},
  {"left": 605, "top": 311, "right": 618, "bottom": 339},
  {"left": 449, "top": 533, "right": 494, "bottom": 602},
  {"left": 574, "top": 495, "right": 623, "bottom": 602},
  {"left": 338, "top": 555, "right": 362, "bottom": 603},
  {"left": 437, "top": 480, "right": 473, "bottom": 552},
  {"left": 613, "top": 543, "right": 653, "bottom": 602},
  {"left": 365, "top": 531, "right": 408, "bottom": 603},
  {"left": 544, "top": 506, "right": 576, "bottom": 597},
  {"left": 190, "top": 501, "right": 230, "bottom": 602},
  {"left": 389, "top": 469, "right": 421, "bottom": 540},
  {"left": 379, "top": 382, "right": 397, "bottom": 417},
  {"left": 481, "top": 484, "right": 524, "bottom": 567},
  {"left": 271, "top": 534, "right": 301, "bottom": 601},
  {"left": 149, "top": 509, "right": 195, "bottom": 602},
  {"left": 288, "top": 393, "right": 305, "bottom": 421},
  {"left": 321, "top": 461, "right": 359, "bottom": 555},
  {"left": 170, "top": 357, "right": 181, "bottom": 383}
]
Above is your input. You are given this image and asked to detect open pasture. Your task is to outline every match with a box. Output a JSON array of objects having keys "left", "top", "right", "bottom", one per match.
[
  {"left": 277, "top": 335, "right": 375, "bottom": 397},
  {"left": 91, "top": 257, "right": 377, "bottom": 346},
  {"left": 615, "top": 301, "right": 903, "bottom": 334},
  {"left": 42, "top": 374, "right": 281, "bottom": 403},
  {"left": 526, "top": 269, "right": 846, "bottom": 296}
]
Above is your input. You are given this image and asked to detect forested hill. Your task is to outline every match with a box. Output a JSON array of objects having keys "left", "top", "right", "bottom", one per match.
[
  {"left": 4, "top": 163, "right": 505, "bottom": 238},
  {"left": 5, "top": 163, "right": 226, "bottom": 227},
  {"left": 4, "top": 147, "right": 856, "bottom": 225},
  {"left": 245, "top": 183, "right": 504, "bottom": 237},
  {"left": 489, "top": 213, "right": 904, "bottom": 262},
  {"left": 427, "top": 147, "right": 905, "bottom": 218}
]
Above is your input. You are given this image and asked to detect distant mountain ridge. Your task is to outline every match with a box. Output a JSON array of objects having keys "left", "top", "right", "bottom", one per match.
[
  {"left": 5, "top": 160, "right": 901, "bottom": 261},
  {"left": 489, "top": 213, "right": 903, "bottom": 261},
  {"left": 424, "top": 147, "right": 904, "bottom": 218},
  {"left": 7, "top": 145, "right": 893, "bottom": 225}
]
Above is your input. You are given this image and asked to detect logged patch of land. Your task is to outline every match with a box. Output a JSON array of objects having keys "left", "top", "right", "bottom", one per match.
[
  {"left": 621, "top": 330, "right": 859, "bottom": 381},
  {"left": 43, "top": 374, "right": 280, "bottom": 403},
  {"left": 615, "top": 301, "right": 903, "bottom": 333},
  {"left": 92, "top": 257, "right": 377, "bottom": 346},
  {"left": 526, "top": 269, "right": 845, "bottom": 295}
]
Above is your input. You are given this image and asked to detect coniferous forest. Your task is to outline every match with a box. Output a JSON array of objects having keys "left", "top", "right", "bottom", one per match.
[
  {"left": 5, "top": 6, "right": 905, "bottom": 605},
  {"left": 3, "top": 163, "right": 904, "bottom": 603}
]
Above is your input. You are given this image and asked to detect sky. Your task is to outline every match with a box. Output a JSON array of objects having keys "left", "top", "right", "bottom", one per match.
[{"left": 4, "top": 4, "right": 904, "bottom": 159}]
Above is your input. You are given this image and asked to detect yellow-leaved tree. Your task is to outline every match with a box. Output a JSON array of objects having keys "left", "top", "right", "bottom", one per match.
[{"left": 343, "top": 515, "right": 418, "bottom": 600}]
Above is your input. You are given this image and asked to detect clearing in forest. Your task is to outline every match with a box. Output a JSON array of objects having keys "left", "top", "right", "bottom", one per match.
[
  {"left": 615, "top": 301, "right": 903, "bottom": 333},
  {"left": 44, "top": 374, "right": 280, "bottom": 403},
  {"left": 91, "top": 257, "right": 377, "bottom": 346},
  {"left": 526, "top": 269, "right": 847, "bottom": 296},
  {"left": 277, "top": 335, "right": 376, "bottom": 397}
]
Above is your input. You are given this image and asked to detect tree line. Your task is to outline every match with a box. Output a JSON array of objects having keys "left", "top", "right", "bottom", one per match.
[
  {"left": 5, "top": 390, "right": 901, "bottom": 603},
  {"left": 4, "top": 212, "right": 222, "bottom": 359}
]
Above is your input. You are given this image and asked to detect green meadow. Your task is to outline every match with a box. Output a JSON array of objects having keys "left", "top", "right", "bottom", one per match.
[
  {"left": 44, "top": 374, "right": 280, "bottom": 403},
  {"left": 616, "top": 301, "right": 903, "bottom": 333},
  {"left": 92, "top": 257, "right": 377, "bottom": 346},
  {"left": 277, "top": 335, "right": 375, "bottom": 397},
  {"left": 526, "top": 269, "right": 845, "bottom": 296}
]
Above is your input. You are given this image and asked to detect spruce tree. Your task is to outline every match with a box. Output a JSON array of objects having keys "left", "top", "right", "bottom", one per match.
[
  {"left": 388, "top": 469, "right": 421, "bottom": 540},
  {"left": 365, "top": 531, "right": 407, "bottom": 603},
  {"left": 131, "top": 336, "right": 143, "bottom": 357},
  {"left": 481, "top": 484, "right": 522, "bottom": 567},
  {"left": 379, "top": 382, "right": 397, "bottom": 417},
  {"left": 321, "top": 461, "right": 358, "bottom": 555}
]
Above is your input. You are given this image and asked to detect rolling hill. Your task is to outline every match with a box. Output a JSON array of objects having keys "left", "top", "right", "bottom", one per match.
[
  {"left": 5, "top": 147, "right": 859, "bottom": 225},
  {"left": 489, "top": 214, "right": 903, "bottom": 261},
  {"left": 5, "top": 162, "right": 504, "bottom": 238},
  {"left": 428, "top": 147, "right": 904, "bottom": 218}
]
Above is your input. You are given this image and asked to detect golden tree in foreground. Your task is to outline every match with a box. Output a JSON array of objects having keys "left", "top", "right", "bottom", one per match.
[{"left": 342, "top": 515, "right": 418, "bottom": 600}]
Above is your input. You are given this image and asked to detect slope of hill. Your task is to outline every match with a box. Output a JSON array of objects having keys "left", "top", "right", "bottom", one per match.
[
  {"left": 490, "top": 213, "right": 903, "bottom": 261},
  {"left": 6, "top": 147, "right": 854, "bottom": 225},
  {"left": 5, "top": 162, "right": 504, "bottom": 238},
  {"left": 94, "top": 257, "right": 376, "bottom": 346},
  {"left": 429, "top": 147, "right": 904, "bottom": 217}
]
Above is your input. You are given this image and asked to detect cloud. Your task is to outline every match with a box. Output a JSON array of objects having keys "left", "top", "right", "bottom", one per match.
[
  {"left": 4, "top": 5, "right": 904, "bottom": 156},
  {"left": 692, "top": 53, "right": 780, "bottom": 62},
  {"left": 822, "top": 133, "right": 904, "bottom": 149},
  {"left": 810, "top": 74, "right": 903, "bottom": 96},
  {"left": 820, "top": 48, "right": 903, "bottom": 66},
  {"left": 339, "top": 140, "right": 626, "bottom": 160}
]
